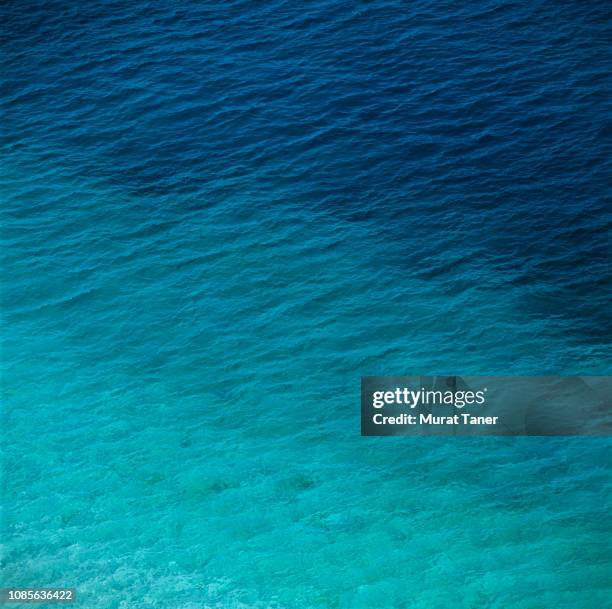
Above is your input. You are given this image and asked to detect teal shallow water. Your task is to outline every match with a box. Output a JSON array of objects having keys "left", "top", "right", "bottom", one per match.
[
  {"left": 2, "top": 156, "right": 610, "bottom": 608},
  {"left": 2, "top": 0, "right": 611, "bottom": 607}
]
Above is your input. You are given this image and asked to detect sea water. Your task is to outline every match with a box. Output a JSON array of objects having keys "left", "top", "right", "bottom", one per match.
[{"left": 1, "top": 1, "right": 610, "bottom": 607}]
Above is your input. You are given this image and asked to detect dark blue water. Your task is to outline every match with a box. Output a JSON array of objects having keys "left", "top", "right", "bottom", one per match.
[{"left": 1, "top": 1, "right": 611, "bottom": 607}]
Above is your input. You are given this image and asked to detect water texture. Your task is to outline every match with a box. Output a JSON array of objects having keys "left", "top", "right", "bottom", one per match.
[{"left": 1, "top": 1, "right": 611, "bottom": 607}]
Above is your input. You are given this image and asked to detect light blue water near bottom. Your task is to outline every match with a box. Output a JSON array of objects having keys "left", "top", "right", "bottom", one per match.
[{"left": 1, "top": 156, "right": 610, "bottom": 608}]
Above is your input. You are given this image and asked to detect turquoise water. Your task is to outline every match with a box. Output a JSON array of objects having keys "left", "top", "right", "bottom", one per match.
[{"left": 2, "top": 1, "right": 611, "bottom": 607}]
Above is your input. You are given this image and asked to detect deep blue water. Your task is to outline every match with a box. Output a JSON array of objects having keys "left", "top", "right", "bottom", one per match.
[{"left": 1, "top": 1, "right": 611, "bottom": 607}]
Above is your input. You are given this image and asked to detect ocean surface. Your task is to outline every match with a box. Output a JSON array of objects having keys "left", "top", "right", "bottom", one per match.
[{"left": 1, "top": 1, "right": 611, "bottom": 607}]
